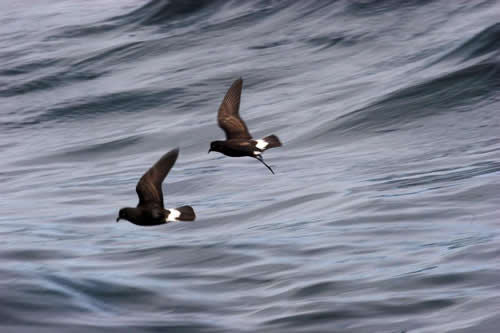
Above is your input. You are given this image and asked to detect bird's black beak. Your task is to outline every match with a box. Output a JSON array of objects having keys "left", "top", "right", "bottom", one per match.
[
  {"left": 116, "top": 217, "right": 120, "bottom": 223},
  {"left": 208, "top": 148, "right": 212, "bottom": 154}
]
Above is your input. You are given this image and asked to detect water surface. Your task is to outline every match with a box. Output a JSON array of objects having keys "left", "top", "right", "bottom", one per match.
[{"left": 1, "top": 1, "right": 500, "bottom": 332}]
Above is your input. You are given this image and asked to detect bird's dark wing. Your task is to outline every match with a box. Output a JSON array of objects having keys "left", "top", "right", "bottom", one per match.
[
  {"left": 217, "top": 78, "right": 252, "bottom": 140},
  {"left": 136, "top": 148, "right": 179, "bottom": 208}
]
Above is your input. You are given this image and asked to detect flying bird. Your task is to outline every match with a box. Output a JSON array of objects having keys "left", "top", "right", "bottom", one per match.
[
  {"left": 116, "top": 148, "right": 195, "bottom": 226},
  {"left": 208, "top": 78, "right": 282, "bottom": 174}
]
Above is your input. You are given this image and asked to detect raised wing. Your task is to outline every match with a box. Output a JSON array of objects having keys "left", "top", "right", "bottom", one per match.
[
  {"left": 217, "top": 78, "right": 252, "bottom": 140},
  {"left": 136, "top": 148, "right": 179, "bottom": 208}
]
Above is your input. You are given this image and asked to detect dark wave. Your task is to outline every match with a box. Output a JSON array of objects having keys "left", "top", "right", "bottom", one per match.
[
  {"left": 0, "top": 41, "right": 152, "bottom": 98},
  {"left": 37, "top": 89, "right": 184, "bottom": 123},
  {"left": 331, "top": 61, "right": 500, "bottom": 135},
  {"left": 115, "top": 0, "right": 219, "bottom": 26},
  {"left": 358, "top": 161, "right": 500, "bottom": 193},
  {"left": 307, "top": 32, "right": 365, "bottom": 51},
  {"left": 71, "top": 41, "right": 147, "bottom": 71},
  {"left": 45, "top": 23, "right": 120, "bottom": 40},
  {"left": 438, "top": 22, "right": 500, "bottom": 63},
  {"left": 45, "top": 0, "right": 221, "bottom": 40},
  {"left": 53, "top": 135, "right": 143, "bottom": 161},
  {"left": 0, "top": 59, "right": 60, "bottom": 77},
  {"left": 346, "top": 0, "right": 437, "bottom": 16},
  {"left": 0, "top": 88, "right": 186, "bottom": 132},
  {"left": 0, "top": 70, "right": 106, "bottom": 98}
]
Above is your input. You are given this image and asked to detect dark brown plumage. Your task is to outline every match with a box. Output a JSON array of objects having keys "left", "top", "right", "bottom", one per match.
[
  {"left": 209, "top": 78, "right": 282, "bottom": 174},
  {"left": 116, "top": 148, "right": 195, "bottom": 226}
]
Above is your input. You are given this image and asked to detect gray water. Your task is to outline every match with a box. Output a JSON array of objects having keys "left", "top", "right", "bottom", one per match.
[{"left": 1, "top": 1, "right": 500, "bottom": 332}]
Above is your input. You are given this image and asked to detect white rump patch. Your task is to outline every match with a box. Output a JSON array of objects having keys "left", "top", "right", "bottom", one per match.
[
  {"left": 255, "top": 139, "right": 269, "bottom": 150},
  {"left": 166, "top": 209, "right": 181, "bottom": 222}
]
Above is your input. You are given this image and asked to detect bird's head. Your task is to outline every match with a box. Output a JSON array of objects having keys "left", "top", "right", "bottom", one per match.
[
  {"left": 208, "top": 141, "right": 223, "bottom": 153},
  {"left": 116, "top": 207, "right": 134, "bottom": 223}
]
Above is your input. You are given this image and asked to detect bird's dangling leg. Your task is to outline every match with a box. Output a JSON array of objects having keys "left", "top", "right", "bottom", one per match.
[{"left": 255, "top": 155, "right": 275, "bottom": 174}]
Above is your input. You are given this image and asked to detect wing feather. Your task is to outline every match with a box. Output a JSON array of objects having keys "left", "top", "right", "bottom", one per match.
[
  {"left": 217, "top": 78, "right": 252, "bottom": 140},
  {"left": 136, "top": 148, "right": 179, "bottom": 208}
]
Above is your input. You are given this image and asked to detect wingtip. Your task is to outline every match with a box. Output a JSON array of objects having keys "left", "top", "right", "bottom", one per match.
[{"left": 169, "top": 147, "right": 180, "bottom": 156}]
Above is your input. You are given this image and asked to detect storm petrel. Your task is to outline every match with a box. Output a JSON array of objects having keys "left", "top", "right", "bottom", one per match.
[
  {"left": 116, "top": 148, "right": 195, "bottom": 226},
  {"left": 208, "top": 78, "right": 282, "bottom": 174}
]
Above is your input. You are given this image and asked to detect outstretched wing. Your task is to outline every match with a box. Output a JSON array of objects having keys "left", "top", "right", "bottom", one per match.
[
  {"left": 217, "top": 78, "right": 252, "bottom": 140},
  {"left": 136, "top": 148, "right": 179, "bottom": 208}
]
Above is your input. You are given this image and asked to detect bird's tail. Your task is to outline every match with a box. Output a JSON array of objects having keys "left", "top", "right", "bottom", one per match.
[
  {"left": 166, "top": 206, "right": 196, "bottom": 222},
  {"left": 257, "top": 135, "right": 282, "bottom": 151}
]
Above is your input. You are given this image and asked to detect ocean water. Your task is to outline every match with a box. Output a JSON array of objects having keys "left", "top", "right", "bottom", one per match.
[{"left": 1, "top": 1, "right": 500, "bottom": 332}]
